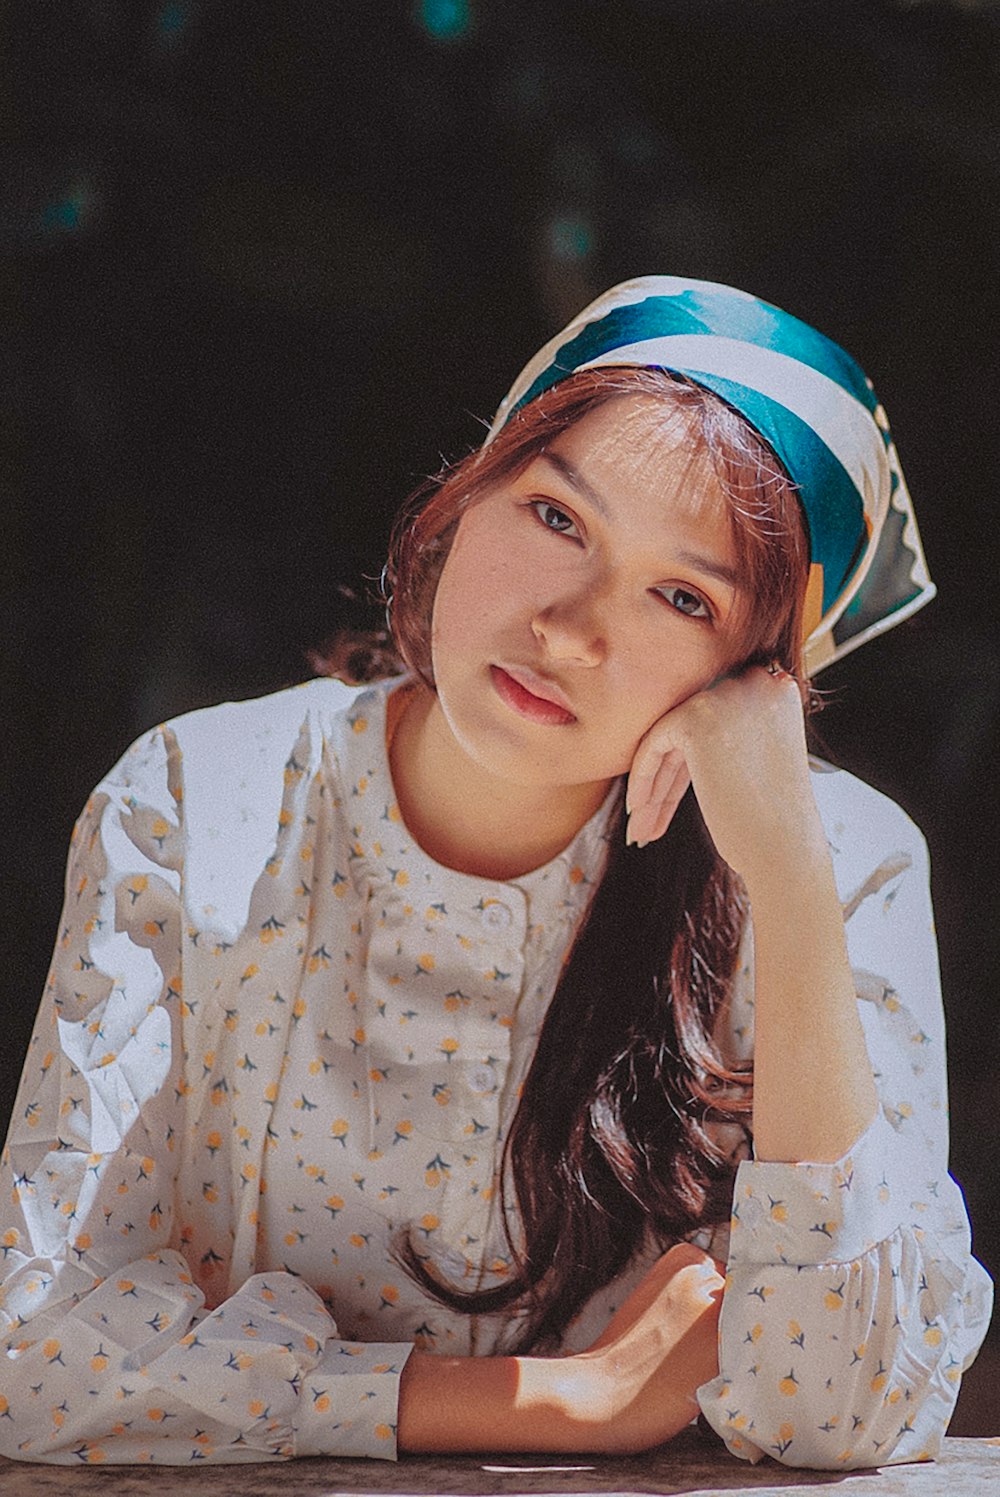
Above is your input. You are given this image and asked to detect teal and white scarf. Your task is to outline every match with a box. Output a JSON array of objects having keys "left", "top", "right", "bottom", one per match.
[{"left": 488, "top": 276, "right": 933, "bottom": 675}]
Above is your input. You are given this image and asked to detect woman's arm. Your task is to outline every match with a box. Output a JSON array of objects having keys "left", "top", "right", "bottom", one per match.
[
  {"left": 742, "top": 820, "right": 877, "bottom": 1164},
  {"left": 626, "top": 671, "right": 992, "bottom": 1468},
  {"left": 698, "top": 774, "right": 993, "bottom": 1469},
  {"left": 398, "top": 1243, "right": 724, "bottom": 1455},
  {"left": 0, "top": 724, "right": 408, "bottom": 1464},
  {"left": 627, "top": 666, "right": 877, "bottom": 1165}
]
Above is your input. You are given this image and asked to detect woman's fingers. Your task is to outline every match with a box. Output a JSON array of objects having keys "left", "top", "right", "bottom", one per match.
[
  {"left": 626, "top": 754, "right": 690, "bottom": 847},
  {"left": 626, "top": 735, "right": 689, "bottom": 847},
  {"left": 644, "top": 763, "right": 692, "bottom": 844}
]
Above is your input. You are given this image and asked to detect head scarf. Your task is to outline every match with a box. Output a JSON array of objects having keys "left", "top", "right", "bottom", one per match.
[{"left": 486, "top": 275, "right": 934, "bottom": 675}]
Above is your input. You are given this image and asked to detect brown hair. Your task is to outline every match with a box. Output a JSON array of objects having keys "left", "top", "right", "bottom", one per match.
[{"left": 324, "top": 367, "right": 813, "bottom": 1350}]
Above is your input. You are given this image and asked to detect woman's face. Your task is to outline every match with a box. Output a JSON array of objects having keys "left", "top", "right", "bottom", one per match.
[{"left": 429, "top": 394, "right": 746, "bottom": 793}]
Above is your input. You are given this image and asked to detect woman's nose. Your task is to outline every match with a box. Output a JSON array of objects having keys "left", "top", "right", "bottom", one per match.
[{"left": 530, "top": 596, "right": 607, "bottom": 666}]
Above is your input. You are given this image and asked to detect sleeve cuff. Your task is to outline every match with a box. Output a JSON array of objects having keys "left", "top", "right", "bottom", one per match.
[
  {"left": 293, "top": 1338, "right": 413, "bottom": 1460},
  {"left": 730, "top": 1111, "right": 917, "bottom": 1266}
]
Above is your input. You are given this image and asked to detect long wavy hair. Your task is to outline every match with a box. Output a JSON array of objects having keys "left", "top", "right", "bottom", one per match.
[{"left": 317, "top": 367, "right": 814, "bottom": 1351}]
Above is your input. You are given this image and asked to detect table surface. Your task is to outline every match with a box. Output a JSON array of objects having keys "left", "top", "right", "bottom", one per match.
[{"left": 0, "top": 1428, "right": 996, "bottom": 1497}]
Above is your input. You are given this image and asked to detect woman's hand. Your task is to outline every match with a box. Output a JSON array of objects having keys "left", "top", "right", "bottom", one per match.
[
  {"left": 570, "top": 1242, "right": 725, "bottom": 1454},
  {"left": 625, "top": 666, "right": 823, "bottom": 883},
  {"left": 624, "top": 664, "right": 878, "bottom": 1164},
  {"left": 397, "top": 1242, "right": 724, "bottom": 1456}
]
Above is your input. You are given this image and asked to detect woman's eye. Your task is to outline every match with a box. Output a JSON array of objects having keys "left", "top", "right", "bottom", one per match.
[
  {"left": 657, "top": 585, "right": 710, "bottom": 619},
  {"left": 530, "top": 501, "right": 580, "bottom": 538}
]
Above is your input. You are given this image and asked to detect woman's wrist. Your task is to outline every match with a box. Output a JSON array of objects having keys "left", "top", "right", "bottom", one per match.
[{"left": 397, "top": 1347, "right": 609, "bottom": 1455}]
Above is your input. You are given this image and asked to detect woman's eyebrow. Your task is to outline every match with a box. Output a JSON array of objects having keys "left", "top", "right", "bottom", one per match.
[
  {"left": 537, "top": 449, "right": 610, "bottom": 518},
  {"left": 674, "top": 548, "right": 742, "bottom": 591},
  {"left": 539, "top": 449, "right": 743, "bottom": 594}
]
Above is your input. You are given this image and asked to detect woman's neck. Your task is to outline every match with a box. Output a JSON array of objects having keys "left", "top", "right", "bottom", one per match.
[{"left": 388, "top": 681, "right": 613, "bottom": 881}]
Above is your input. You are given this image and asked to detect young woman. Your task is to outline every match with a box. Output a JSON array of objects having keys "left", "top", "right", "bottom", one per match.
[{"left": 0, "top": 277, "right": 990, "bottom": 1470}]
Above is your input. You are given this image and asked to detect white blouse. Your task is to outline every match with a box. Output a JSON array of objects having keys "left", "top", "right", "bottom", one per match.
[{"left": 0, "top": 675, "right": 991, "bottom": 1468}]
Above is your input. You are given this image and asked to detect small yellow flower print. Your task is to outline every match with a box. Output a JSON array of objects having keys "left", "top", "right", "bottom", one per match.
[{"left": 824, "top": 1282, "right": 845, "bottom": 1311}]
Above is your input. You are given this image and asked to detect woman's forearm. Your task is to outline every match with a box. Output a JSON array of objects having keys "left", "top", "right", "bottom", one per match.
[
  {"left": 744, "top": 821, "right": 877, "bottom": 1164},
  {"left": 398, "top": 1349, "right": 594, "bottom": 1454},
  {"left": 397, "top": 1244, "right": 723, "bottom": 1454}
]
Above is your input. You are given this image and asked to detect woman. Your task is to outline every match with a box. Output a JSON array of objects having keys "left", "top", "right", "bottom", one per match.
[{"left": 0, "top": 276, "right": 990, "bottom": 1469}]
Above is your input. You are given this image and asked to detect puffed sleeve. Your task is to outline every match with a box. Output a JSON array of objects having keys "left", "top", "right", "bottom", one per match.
[
  {"left": 697, "top": 766, "right": 993, "bottom": 1470},
  {"left": 0, "top": 722, "right": 410, "bottom": 1465}
]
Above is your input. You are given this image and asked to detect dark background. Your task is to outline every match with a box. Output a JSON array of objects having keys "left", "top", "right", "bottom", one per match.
[{"left": 3, "top": 0, "right": 998, "bottom": 1432}]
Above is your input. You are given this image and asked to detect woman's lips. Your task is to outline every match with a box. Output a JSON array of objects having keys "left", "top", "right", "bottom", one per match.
[{"left": 490, "top": 665, "right": 576, "bottom": 726}]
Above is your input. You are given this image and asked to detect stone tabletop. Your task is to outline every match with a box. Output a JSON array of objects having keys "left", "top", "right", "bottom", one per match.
[{"left": 0, "top": 1428, "right": 997, "bottom": 1496}]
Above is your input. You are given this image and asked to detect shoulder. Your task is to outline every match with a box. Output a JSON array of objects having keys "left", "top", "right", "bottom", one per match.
[
  {"left": 97, "top": 675, "right": 394, "bottom": 845},
  {"left": 111, "top": 676, "right": 393, "bottom": 792},
  {"left": 155, "top": 673, "right": 398, "bottom": 825},
  {"left": 807, "top": 756, "right": 930, "bottom": 901},
  {"left": 165, "top": 675, "right": 372, "bottom": 757},
  {"left": 102, "top": 677, "right": 400, "bottom": 942}
]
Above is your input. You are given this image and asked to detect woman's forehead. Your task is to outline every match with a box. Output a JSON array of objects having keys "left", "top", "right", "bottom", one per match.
[{"left": 548, "top": 394, "right": 727, "bottom": 519}]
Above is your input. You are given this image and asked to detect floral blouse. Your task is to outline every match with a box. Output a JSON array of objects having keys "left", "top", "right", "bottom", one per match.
[{"left": 0, "top": 676, "right": 991, "bottom": 1469}]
